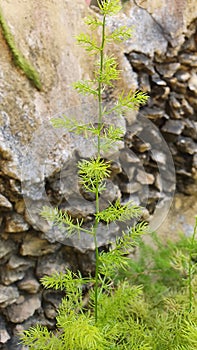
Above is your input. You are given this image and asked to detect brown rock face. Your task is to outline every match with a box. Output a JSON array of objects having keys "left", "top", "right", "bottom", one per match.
[
  {"left": 6, "top": 295, "right": 41, "bottom": 323},
  {"left": 0, "top": 0, "right": 93, "bottom": 141}
]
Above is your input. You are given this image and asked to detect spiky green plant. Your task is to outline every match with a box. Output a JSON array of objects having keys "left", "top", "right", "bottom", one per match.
[
  {"left": 20, "top": 1, "right": 197, "bottom": 349},
  {"left": 116, "top": 217, "right": 197, "bottom": 306},
  {"left": 20, "top": 220, "right": 197, "bottom": 349},
  {"left": 20, "top": 0, "right": 151, "bottom": 348},
  {"left": 171, "top": 216, "right": 197, "bottom": 312},
  {"left": 41, "top": 0, "right": 148, "bottom": 324}
]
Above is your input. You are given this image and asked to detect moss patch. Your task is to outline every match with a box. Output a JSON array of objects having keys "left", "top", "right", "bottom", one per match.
[{"left": 0, "top": 6, "right": 42, "bottom": 91}]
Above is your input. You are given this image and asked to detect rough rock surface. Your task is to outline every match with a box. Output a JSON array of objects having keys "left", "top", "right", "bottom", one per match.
[{"left": 0, "top": 0, "right": 197, "bottom": 348}]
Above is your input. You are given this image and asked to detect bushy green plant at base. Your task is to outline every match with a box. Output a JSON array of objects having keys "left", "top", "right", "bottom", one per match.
[
  {"left": 20, "top": 0, "right": 197, "bottom": 348},
  {"left": 115, "top": 229, "right": 197, "bottom": 303},
  {"left": 20, "top": 221, "right": 197, "bottom": 349}
]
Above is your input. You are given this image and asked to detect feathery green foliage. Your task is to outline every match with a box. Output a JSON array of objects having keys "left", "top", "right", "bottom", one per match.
[
  {"left": 116, "top": 219, "right": 197, "bottom": 306},
  {"left": 99, "top": 221, "right": 149, "bottom": 278},
  {"left": 41, "top": 206, "right": 93, "bottom": 236},
  {"left": 0, "top": 6, "right": 42, "bottom": 90},
  {"left": 95, "top": 55, "right": 120, "bottom": 85},
  {"left": 188, "top": 217, "right": 197, "bottom": 311},
  {"left": 21, "top": 220, "right": 197, "bottom": 348},
  {"left": 73, "top": 79, "right": 99, "bottom": 95},
  {"left": 106, "top": 25, "right": 132, "bottom": 42},
  {"left": 99, "top": 0, "right": 122, "bottom": 15},
  {"left": 95, "top": 198, "right": 142, "bottom": 223},
  {"left": 52, "top": 115, "right": 124, "bottom": 151},
  {"left": 21, "top": 236, "right": 197, "bottom": 349},
  {"left": 78, "top": 157, "right": 111, "bottom": 193},
  {"left": 41, "top": 269, "right": 91, "bottom": 293},
  {"left": 37, "top": 0, "right": 149, "bottom": 330},
  {"left": 21, "top": 1, "right": 197, "bottom": 349}
]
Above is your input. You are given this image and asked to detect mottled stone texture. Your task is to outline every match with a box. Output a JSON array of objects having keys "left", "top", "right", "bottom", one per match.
[{"left": 0, "top": 0, "right": 196, "bottom": 348}]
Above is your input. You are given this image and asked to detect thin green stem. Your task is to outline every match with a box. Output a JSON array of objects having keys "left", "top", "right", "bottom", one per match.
[
  {"left": 188, "top": 216, "right": 197, "bottom": 312},
  {"left": 93, "top": 244, "right": 99, "bottom": 323},
  {"left": 93, "top": 195, "right": 100, "bottom": 323},
  {"left": 93, "top": 12, "right": 106, "bottom": 324},
  {"left": 97, "top": 13, "right": 106, "bottom": 156}
]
